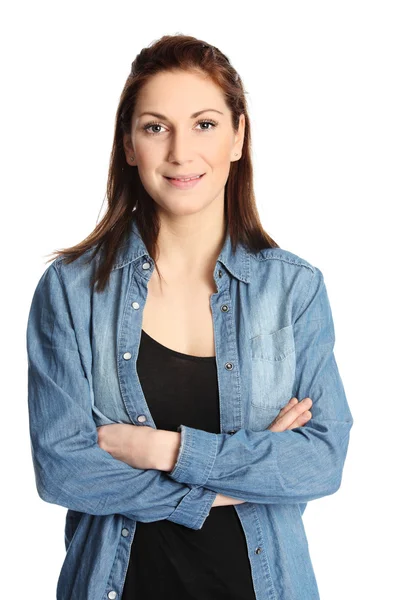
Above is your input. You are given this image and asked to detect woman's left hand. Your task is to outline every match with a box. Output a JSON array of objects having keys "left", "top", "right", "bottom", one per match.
[{"left": 96, "top": 423, "right": 157, "bottom": 470}]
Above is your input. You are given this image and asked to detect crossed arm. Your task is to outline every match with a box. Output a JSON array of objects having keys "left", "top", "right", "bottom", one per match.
[
  {"left": 27, "top": 261, "right": 353, "bottom": 530},
  {"left": 97, "top": 266, "right": 353, "bottom": 507},
  {"left": 96, "top": 423, "right": 245, "bottom": 508},
  {"left": 96, "top": 395, "right": 315, "bottom": 507}
]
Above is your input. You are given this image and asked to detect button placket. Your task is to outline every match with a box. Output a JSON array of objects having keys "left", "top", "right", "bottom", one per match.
[
  {"left": 220, "top": 303, "right": 233, "bottom": 371},
  {"left": 130, "top": 302, "right": 147, "bottom": 424},
  {"left": 216, "top": 295, "right": 238, "bottom": 434},
  {"left": 124, "top": 259, "right": 155, "bottom": 426}
]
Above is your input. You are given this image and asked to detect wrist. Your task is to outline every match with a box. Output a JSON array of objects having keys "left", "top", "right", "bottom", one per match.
[
  {"left": 152, "top": 430, "right": 181, "bottom": 472},
  {"left": 212, "top": 493, "right": 246, "bottom": 507}
]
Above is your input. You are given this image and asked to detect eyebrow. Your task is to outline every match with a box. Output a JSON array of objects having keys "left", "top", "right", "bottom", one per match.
[{"left": 137, "top": 108, "right": 224, "bottom": 120}]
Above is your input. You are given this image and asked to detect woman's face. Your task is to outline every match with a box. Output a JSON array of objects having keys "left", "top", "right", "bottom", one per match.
[{"left": 123, "top": 69, "right": 245, "bottom": 218}]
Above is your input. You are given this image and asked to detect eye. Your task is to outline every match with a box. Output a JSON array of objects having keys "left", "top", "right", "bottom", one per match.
[
  {"left": 142, "top": 118, "right": 218, "bottom": 136},
  {"left": 143, "top": 122, "right": 165, "bottom": 135},
  {"left": 196, "top": 119, "right": 218, "bottom": 131}
]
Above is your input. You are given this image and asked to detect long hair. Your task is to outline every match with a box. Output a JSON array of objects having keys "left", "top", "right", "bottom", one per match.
[{"left": 46, "top": 33, "right": 279, "bottom": 292}]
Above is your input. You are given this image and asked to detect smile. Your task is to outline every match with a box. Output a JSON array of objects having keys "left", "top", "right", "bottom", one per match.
[{"left": 163, "top": 173, "right": 206, "bottom": 189}]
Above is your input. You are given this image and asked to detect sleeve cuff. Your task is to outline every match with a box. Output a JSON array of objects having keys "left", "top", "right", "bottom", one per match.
[
  {"left": 169, "top": 424, "right": 219, "bottom": 487},
  {"left": 169, "top": 485, "right": 217, "bottom": 529}
]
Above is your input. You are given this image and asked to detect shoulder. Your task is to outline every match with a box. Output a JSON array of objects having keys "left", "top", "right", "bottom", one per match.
[
  {"left": 51, "top": 247, "right": 99, "bottom": 284},
  {"left": 249, "top": 247, "right": 324, "bottom": 291},
  {"left": 29, "top": 250, "right": 99, "bottom": 308},
  {"left": 248, "top": 247, "right": 326, "bottom": 318},
  {"left": 249, "top": 246, "right": 318, "bottom": 274}
]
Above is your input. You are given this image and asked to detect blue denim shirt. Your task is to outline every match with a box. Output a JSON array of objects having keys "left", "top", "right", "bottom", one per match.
[{"left": 26, "top": 218, "right": 353, "bottom": 600}]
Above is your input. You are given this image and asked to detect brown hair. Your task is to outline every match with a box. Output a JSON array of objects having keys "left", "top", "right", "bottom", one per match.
[{"left": 46, "top": 33, "right": 279, "bottom": 292}]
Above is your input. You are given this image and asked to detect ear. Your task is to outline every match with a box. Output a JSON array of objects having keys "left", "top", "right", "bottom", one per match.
[
  {"left": 232, "top": 113, "right": 245, "bottom": 161},
  {"left": 122, "top": 133, "right": 136, "bottom": 166}
]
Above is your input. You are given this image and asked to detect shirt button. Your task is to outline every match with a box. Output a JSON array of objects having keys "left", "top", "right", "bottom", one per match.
[
  {"left": 218, "top": 270, "right": 223, "bottom": 278},
  {"left": 142, "top": 262, "right": 151, "bottom": 270},
  {"left": 221, "top": 304, "right": 229, "bottom": 312},
  {"left": 225, "top": 362, "right": 233, "bottom": 370},
  {"left": 121, "top": 528, "right": 129, "bottom": 537},
  {"left": 137, "top": 415, "right": 147, "bottom": 423},
  {"left": 123, "top": 352, "right": 132, "bottom": 360},
  {"left": 107, "top": 591, "right": 117, "bottom": 599},
  {"left": 227, "top": 430, "right": 236, "bottom": 435},
  {"left": 131, "top": 301, "right": 140, "bottom": 309},
  {"left": 255, "top": 547, "right": 263, "bottom": 554}
]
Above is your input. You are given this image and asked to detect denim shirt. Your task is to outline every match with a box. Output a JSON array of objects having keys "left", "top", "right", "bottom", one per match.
[{"left": 26, "top": 218, "right": 353, "bottom": 600}]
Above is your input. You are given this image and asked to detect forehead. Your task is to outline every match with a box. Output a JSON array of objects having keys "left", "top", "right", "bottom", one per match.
[{"left": 134, "top": 70, "right": 227, "bottom": 116}]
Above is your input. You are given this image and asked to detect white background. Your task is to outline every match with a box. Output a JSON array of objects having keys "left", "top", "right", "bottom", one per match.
[{"left": 1, "top": 1, "right": 398, "bottom": 598}]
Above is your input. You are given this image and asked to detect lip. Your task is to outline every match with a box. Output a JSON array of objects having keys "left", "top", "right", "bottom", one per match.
[
  {"left": 163, "top": 173, "right": 206, "bottom": 190},
  {"left": 165, "top": 173, "right": 204, "bottom": 178}
]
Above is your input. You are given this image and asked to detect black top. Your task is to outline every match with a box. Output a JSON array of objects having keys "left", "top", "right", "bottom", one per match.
[{"left": 121, "top": 329, "right": 257, "bottom": 600}]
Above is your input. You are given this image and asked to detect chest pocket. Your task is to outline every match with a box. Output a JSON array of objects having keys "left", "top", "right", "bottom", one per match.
[{"left": 250, "top": 324, "right": 296, "bottom": 409}]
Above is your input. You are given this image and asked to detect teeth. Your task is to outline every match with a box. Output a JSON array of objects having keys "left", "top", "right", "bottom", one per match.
[{"left": 172, "top": 175, "right": 202, "bottom": 182}]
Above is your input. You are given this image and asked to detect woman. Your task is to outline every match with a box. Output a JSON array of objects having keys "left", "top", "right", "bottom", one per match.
[{"left": 26, "top": 34, "right": 353, "bottom": 600}]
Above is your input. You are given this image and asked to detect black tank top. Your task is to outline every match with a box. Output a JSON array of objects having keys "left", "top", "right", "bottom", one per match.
[{"left": 121, "top": 328, "right": 257, "bottom": 600}]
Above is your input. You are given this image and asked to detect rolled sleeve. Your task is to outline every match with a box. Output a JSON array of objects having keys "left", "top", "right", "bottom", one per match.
[
  {"left": 170, "top": 485, "right": 217, "bottom": 528},
  {"left": 169, "top": 424, "right": 219, "bottom": 487}
]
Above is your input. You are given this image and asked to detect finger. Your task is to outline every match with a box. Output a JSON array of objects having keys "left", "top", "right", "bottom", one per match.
[
  {"left": 277, "top": 397, "right": 298, "bottom": 417},
  {"left": 268, "top": 410, "right": 312, "bottom": 432},
  {"left": 269, "top": 398, "right": 312, "bottom": 432},
  {"left": 287, "top": 410, "right": 312, "bottom": 429},
  {"left": 278, "top": 397, "right": 311, "bottom": 423}
]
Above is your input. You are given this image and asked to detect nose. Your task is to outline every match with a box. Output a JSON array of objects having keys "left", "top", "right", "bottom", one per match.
[{"left": 167, "top": 127, "right": 196, "bottom": 163}]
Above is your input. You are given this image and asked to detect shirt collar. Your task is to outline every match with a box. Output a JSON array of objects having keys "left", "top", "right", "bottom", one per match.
[{"left": 111, "top": 218, "right": 251, "bottom": 283}]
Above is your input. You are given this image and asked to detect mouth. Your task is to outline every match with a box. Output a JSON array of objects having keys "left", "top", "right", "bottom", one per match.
[
  {"left": 163, "top": 173, "right": 206, "bottom": 189},
  {"left": 164, "top": 173, "right": 205, "bottom": 181}
]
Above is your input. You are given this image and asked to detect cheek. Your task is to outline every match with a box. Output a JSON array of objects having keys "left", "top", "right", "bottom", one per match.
[
  {"left": 203, "top": 150, "right": 232, "bottom": 185},
  {"left": 133, "top": 140, "right": 162, "bottom": 172},
  {"left": 209, "top": 142, "right": 232, "bottom": 167}
]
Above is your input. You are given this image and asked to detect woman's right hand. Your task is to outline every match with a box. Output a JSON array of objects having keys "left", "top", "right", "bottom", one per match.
[{"left": 267, "top": 397, "right": 313, "bottom": 432}]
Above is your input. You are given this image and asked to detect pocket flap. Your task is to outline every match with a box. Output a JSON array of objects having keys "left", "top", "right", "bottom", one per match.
[{"left": 251, "top": 324, "right": 295, "bottom": 361}]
